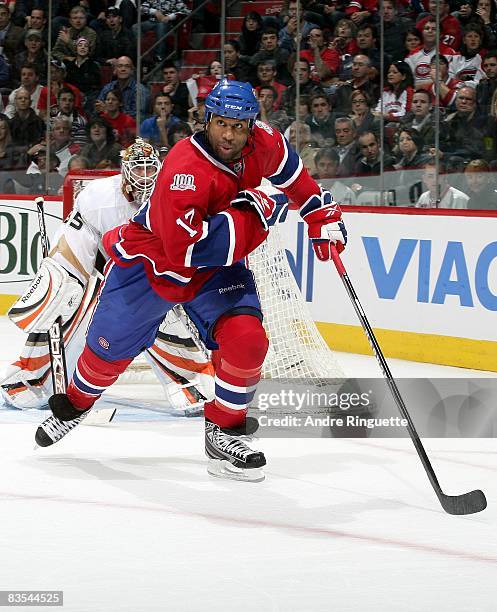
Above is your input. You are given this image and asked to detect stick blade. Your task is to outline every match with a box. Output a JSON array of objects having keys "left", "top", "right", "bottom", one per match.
[{"left": 440, "top": 489, "right": 487, "bottom": 515}]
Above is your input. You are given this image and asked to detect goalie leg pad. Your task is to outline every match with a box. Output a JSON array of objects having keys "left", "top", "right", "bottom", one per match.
[{"left": 8, "top": 257, "right": 83, "bottom": 333}]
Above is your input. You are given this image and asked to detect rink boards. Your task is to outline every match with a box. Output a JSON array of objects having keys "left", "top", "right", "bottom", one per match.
[
  {"left": 279, "top": 206, "right": 497, "bottom": 372},
  {"left": 1, "top": 196, "right": 497, "bottom": 371}
]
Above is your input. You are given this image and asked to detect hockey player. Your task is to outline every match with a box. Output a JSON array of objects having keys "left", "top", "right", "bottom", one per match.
[
  {"left": 35, "top": 80, "right": 347, "bottom": 482},
  {"left": 2, "top": 138, "right": 213, "bottom": 415}
]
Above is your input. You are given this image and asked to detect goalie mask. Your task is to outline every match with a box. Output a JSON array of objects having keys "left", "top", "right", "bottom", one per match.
[{"left": 121, "top": 138, "right": 161, "bottom": 202}]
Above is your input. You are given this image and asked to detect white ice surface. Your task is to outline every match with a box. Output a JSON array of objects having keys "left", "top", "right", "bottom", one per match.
[{"left": 0, "top": 317, "right": 496, "bottom": 611}]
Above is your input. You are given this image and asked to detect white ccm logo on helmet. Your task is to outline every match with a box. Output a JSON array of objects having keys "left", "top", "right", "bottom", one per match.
[{"left": 170, "top": 173, "right": 196, "bottom": 191}]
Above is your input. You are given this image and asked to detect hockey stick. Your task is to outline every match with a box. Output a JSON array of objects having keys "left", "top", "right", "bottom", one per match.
[
  {"left": 35, "top": 197, "right": 116, "bottom": 426},
  {"left": 35, "top": 197, "right": 68, "bottom": 396},
  {"left": 329, "top": 245, "right": 487, "bottom": 515}
]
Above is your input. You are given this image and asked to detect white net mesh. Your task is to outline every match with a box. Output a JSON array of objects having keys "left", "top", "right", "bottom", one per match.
[
  {"left": 248, "top": 225, "right": 344, "bottom": 379},
  {"left": 63, "top": 173, "right": 344, "bottom": 384}
]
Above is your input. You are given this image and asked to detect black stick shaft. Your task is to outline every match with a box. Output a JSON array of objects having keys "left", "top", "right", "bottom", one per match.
[
  {"left": 329, "top": 246, "right": 486, "bottom": 513},
  {"left": 35, "top": 197, "right": 68, "bottom": 394}
]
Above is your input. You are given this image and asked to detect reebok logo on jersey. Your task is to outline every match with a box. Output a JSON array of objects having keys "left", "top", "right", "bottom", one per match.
[
  {"left": 170, "top": 173, "right": 196, "bottom": 192},
  {"left": 219, "top": 283, "right": 245, "bottom": 294}
]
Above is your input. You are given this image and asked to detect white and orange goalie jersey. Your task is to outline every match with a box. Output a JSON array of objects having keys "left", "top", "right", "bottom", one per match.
[{"left": 0, "top": 174, "right": 214, "bottom": 414}]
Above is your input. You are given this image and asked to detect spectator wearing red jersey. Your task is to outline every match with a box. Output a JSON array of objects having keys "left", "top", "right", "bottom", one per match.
[
  {"left": 330, "top": 18, "right": 360, "bottom": 81},
  {"left": 254, "top": 60, "right": 287, "bottom": 110},
  {"left": 186, "top": 61, "right": 231, "bottom": 107},
  {"left": 375, "top": 60, "right": 414, "bottom": 122},
  {"left": 332, "top": 18, "right": 359, "bottom": 57},
  {"left": 99, "top": 89, "right": 136, "bottom": 147},
  {"left": 300, "top": 27, "right": 339, "bottom": 82},
  {"left": 345, "top": 0, "right": 378, "bottom": 27},
  {"left": 37, "top": 59, "right": 84, "bottom": 121},
  {"left": 417, "top": 0, "right": 462, "bottom": 51},
  {"left": 427, "top": 55, "right": 464, "bottom": 108}
]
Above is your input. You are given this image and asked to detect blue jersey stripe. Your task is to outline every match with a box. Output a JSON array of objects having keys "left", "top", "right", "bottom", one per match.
[
  {"left": 269, "top": 137, "right": 301, "bottom": 187},
  {"left": 190, "top": 213, "right": 234, "bottom": 267}
]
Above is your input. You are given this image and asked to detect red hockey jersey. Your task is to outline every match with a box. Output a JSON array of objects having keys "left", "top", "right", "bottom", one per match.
[{"left": 103, "top": 122, "right": 321, "bottom": 303}]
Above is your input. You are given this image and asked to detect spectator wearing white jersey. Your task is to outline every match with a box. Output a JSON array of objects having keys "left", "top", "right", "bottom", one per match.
[
  {"left": 374, "top": 60, "right": 414, "bottom": 123},
  {"left": 415, "top": 159, "right": 469, "bottom": 209},
  {"left": 406, "top": 17, "right": 456, "bottom": 88},
  {"left": 450, "top": 24, "right": 487, "bottom": 88}
]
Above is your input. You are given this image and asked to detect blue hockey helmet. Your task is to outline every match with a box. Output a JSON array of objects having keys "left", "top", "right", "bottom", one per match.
[{"left": 205, "top": 79, "right": 259, "bottom": 127}]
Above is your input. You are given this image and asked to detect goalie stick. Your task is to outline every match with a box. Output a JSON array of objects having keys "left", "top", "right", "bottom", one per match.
[
  {"left": 329, "top": 245, "right": 487, "bottom": 515},
  {"left": 34, "top": 197, "right": 115, "bottom": 426}
]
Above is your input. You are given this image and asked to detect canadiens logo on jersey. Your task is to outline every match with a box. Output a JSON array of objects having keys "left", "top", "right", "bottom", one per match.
[
  {"left": 170, "top": 173, "right": 196, "bottom": 191},
  {"left": 98, "top": 336, "right": 110, "bottom": 349}
]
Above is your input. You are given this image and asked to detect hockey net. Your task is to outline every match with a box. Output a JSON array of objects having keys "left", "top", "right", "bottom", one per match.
[{"left": 62, "top": 171, "right": 344, "bottom": 383}]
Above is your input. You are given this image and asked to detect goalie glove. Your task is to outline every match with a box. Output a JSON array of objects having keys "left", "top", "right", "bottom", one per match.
[
  {"left": 8, "top": 257, "right": 84, "bottom": 333},
  {"left": 231, "top": 188, "right": 289, "bottom": 231},
  {"left": 300, "top": 189, "right": 347, "bottom": 261}
]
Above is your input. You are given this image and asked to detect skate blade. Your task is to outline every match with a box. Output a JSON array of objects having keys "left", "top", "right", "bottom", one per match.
[{"left": 207, "top": 459, "right": 265, "bottom": 482}]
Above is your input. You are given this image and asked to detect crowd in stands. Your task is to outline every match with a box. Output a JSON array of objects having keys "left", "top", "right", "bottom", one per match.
[{"left": 0, "top": 0, "right": 495, "bottom": 208}]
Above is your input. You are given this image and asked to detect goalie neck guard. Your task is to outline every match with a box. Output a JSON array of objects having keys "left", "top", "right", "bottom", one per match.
[{"left": 121, "top": 138, "right": 161, "bottom": 203}]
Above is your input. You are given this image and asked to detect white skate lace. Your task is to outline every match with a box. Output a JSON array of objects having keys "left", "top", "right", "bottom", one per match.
[
  {"left": 213, "top": 427, "right": 254, "bottom": 460},
  {"left": 42, "top": 413, "right": 87, "bottom": 442}
]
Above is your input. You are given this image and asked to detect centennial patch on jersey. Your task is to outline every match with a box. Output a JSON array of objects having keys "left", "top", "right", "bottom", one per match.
[{"left": 170, "top": 173, "right": 196, "bottom": 191}]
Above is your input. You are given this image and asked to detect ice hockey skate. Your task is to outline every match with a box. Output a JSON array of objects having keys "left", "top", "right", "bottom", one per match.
[
  {"left": 35, "top": 394, "right": 90, "bottom": 447},
  {"left": 205, "top": 418, "right": 266, "bottom": 482}
]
